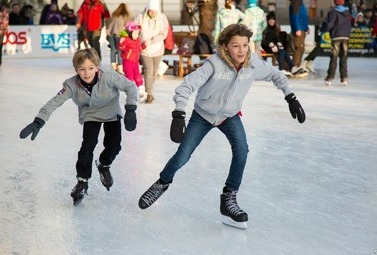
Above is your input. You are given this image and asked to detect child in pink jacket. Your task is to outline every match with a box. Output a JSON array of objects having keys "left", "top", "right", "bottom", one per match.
[{"left": 118, "top": 21, "right": 147, "bottom": 102}]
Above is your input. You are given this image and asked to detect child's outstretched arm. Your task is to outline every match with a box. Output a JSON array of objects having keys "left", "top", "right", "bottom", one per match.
[{"left": 19, "top": 83, "right": 72, "bottom": 140}]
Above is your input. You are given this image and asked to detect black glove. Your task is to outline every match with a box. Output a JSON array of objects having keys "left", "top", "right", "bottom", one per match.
[
  {"left": 124, "top": 105, "right": 137, "bottom": 131},
  {"left": 170, "top": 110, "right": 186, "bottom": 143},
  {"left": 285, "top": 93, "right": 306, "bottom": 123},
  {"left": 20, "top": 117, "right": 45, "bottom": 140}
]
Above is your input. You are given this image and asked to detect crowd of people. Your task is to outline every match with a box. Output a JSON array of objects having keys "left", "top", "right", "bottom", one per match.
[{"left": 2, "top": 0, "right": 377, "bottom": 84}]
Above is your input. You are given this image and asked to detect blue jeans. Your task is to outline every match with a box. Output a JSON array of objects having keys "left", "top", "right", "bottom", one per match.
[
  {"left": 108, "top": 35, "right": 121, "bottom": 64},
  {"left": 277, "top": 49, "right": 294, "bottom": 71},
  {"left": 160, "top": 110, "right": 249, "bottom": 191}
]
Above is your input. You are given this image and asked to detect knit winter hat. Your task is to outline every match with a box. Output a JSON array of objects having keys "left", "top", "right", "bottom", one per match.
[
  {"left": 266, "top": 11, "right": 276, "bottom": 21},
  {"left": 334, "top": 0, "right": 344, "bottom": 5},
  {"left": 247, "top": 0, "right": 257, "bottom": 6},
  {"left": 147, "top": 0, "right": 160, "bottom": 11}
]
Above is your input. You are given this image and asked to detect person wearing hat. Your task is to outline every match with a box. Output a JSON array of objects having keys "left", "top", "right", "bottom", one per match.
[
  {"left": 322, "top": 0, "right": 352, "bottom": 86},
  {"left": 243, "top": 0, "right": 267, "bottom": 58},
  {"left": 262, "top": 11, "right": 299, "bottom": 76},
  {"left": 134, "top": 0, "right": 169, "bottom": 103},
  {"left": 118, "top": 21, "right": 147, "bottom": 102}
]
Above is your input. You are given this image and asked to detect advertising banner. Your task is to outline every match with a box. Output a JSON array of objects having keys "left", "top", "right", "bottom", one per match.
[
  {"left": 3, "top": 25, "right": 79, "bottom": 59},
  {"left": 317, "top": 25, "right": 377, "bottom": 57}
]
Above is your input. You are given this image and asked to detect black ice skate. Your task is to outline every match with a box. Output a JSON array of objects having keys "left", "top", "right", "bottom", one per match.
[
  {"left": 220, "top": 186, "right": 248, "bottom": 230},
  {"left": 138, "top": 179, "right": 170, "bottom": 209},
  {"left": 95, "top": 160, "right": 113, "bottom": 191},
  {"left": 71, "top": 179, "right": 88, "bottom": 206}
]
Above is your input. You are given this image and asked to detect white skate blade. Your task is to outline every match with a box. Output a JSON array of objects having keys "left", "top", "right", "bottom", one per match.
[{"left": 222, "top": 217, "right": 247, "bottom": 230}]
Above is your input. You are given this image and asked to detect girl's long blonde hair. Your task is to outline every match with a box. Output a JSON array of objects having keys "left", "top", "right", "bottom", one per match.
[{"left": 112, "top": 3, "right": 130, "bottom": 19}]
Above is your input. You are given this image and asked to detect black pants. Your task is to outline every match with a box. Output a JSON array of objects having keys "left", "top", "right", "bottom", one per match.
[
  {"left": 87, "top": 30, "right": 102, "bottom": 59},
  {"left": 0, "top": 33, "right": 4, "bottom": 65},
  {"left": 76, "top": 120, "right": 122, "bottom": 179},
  {"left": 326, "top": 39, "right": 349, "bottom": 81}
]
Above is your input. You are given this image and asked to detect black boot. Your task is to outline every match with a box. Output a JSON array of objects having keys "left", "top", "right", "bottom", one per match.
[
  {"left": 71, "top": 179, "right": 88, "bottom": 206},
  {"left": 95, "top": 160, "right": 113, "bottom": 191},
  {"left": 138, "top": 179, "right": 171, "bottom": 209},
  {"left": 220, "top": 186, "right": 248, "bottom": 222}
]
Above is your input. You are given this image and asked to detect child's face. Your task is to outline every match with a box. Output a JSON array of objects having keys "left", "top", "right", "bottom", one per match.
[
  {"left": 76, "top": 59, "right": 99, "bottom": 83},
  {"left": 132, "top": 30, "right": 140, "bottom": 40},
  {"left": 223, "top": 35, "right": 249, "bottom": 67},
  {"left": 268, "top": 19, "right": 275, "bottom": 26}
]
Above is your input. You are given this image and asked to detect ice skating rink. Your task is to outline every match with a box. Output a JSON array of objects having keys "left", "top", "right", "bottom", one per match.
[{"left": 1, "top": 55, "right": 376, "bottom": 255}]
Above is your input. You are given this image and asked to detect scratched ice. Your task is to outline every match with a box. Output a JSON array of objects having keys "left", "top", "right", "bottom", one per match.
[{"left": 0, "top": 55, "right": 376, "bottom": 255}]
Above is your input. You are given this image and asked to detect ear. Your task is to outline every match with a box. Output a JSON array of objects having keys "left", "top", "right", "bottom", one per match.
[{"left": 222, "top": 43, "right": 228, "bottom": 51}]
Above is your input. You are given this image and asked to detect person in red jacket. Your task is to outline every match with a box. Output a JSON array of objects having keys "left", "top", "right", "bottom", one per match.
[
  {"left": 76, "top": 0, "right": 110, "bottom": 59},
  {"left": 118, "top": 21, "right": 147, "bottom": 102}
]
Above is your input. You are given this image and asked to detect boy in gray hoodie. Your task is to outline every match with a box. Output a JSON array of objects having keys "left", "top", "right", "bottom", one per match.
[{"left": 20, "top": 48, "right": 138, "bottom": 206}]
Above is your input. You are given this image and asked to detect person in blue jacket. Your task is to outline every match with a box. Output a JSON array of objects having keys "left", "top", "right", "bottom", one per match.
[
  {"left": 289, "top": 0, "right": 309, "bottom": 74},
  {"left": 138, "top": 24, "right": 306, "bottom": 229}
]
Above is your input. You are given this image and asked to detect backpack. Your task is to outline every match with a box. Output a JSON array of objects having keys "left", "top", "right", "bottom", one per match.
[{"left": 194, "top": 33, "right": 213, "bottom": 54}]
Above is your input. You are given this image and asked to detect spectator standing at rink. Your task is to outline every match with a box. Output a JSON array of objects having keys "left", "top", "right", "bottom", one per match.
[
  {"left": 9, "top": 3, "right": 27, "bottom": 25},
  {"left": 64, "top": 9, "right": 77, "bottom": 25},
  {"left": 134, "top": 0, "right": 169, "bottom": 103},
  {"left": 0, "top": 3, "right": 9, "bottom": 67},
  {"left": 77, "top": 0, "right": 110, "bottom": 60},
  {"left": 243, "top": 0, "right": 267, "bottom": 58},
  {"left": 45, "top": 2, "right": 63, "bottom": 25},
  {"left": 40, "top": 0, "right": 58, "bottom": 25},
  {"left": 20, "top": 4, "right": 34, "bottom": 25},
  {"left": 138, "top": 24, "right": 306, "bottom": 230},
  {"left": 213, "top": 0, "right": 245, "bottom": 45},
  {"left": 19, "top": 48, "right": 138, "bottom": 206},
  {"left": 106, "top": 3, "right": 130, "bottom": 74},
  {"left": 289, "top": 0, "right": 309, "bottom": 75},
  {"left": 322, "top": 0, "right": 352, "bottom": 86}
]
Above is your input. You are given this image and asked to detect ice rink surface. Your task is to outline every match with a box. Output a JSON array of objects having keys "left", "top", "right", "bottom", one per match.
[{"left": 0, "top": 55, "right": 376, "bottom": 255}]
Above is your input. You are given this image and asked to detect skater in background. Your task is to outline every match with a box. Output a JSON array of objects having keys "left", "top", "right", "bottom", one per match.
[
  {"left": 289, "top": 0, "right": 309, "bottom": 76},
  {"left": 213, "top": 0, "right": 245, "bottom": 45},
  {"left": 118, "top": 21, "right": 147, "bottom": 102},
  {"left": 322, "top": 0, "right": 352, "bottom": 86},
  {"left": 134, "top": 0, "right": 169, "bottom": 103},
  {"left": 138, "top": 24, "right": 306, "bottom": 229},
  {"left": 0, "top": 3, "right": 9, "bottom": 67},
  {"left": 76, "top": 0, "right": 110, "bottom": 59},
  {"left": 19, "top": 48, "right": 138, "bottom": 206},
  {"left": 243, "top": 0, "right": 267, "bottom": 58},
  {"left": 106, "top": 3, "right": 130, "bottom": 74}
]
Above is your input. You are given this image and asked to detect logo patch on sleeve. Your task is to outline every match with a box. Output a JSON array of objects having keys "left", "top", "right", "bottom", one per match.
[{"left": 57, "top": 87, "right": 66, "bottom": 95}]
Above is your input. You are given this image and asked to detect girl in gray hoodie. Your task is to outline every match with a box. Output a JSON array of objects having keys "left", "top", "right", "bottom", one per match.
[{"left": 138, "top": 24, "right": 306, "bottom": 229}]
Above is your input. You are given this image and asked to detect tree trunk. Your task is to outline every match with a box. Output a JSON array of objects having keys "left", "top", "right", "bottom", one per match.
[{"left": 198, "top": 0, "right": 218, "bottom": 40}]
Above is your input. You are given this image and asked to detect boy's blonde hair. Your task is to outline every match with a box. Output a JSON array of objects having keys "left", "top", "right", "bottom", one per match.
[{"left": 72, "top": 48, "right": 101, "bottom": 70}]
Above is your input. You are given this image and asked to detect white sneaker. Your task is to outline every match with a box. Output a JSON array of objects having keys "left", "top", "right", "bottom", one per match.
[
  {"left": 280, "top": 70, "right": 292, "bottom": 76},
  {"left": 324, "top": 79, "right": 332, "bottom": 86},
  {"left": 291, "top": 66, "right": 308, "bottom": 75},
  {"left": 138, "top": 86, "right": 147, "bottom": 103},
  {"left": 341, "top": 79, "right": 348, "bottom": 86}
]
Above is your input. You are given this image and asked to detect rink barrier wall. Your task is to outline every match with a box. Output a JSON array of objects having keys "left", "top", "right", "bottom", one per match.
[{"left": 2, "top": 25, "right": 316, "bottom": 60}]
